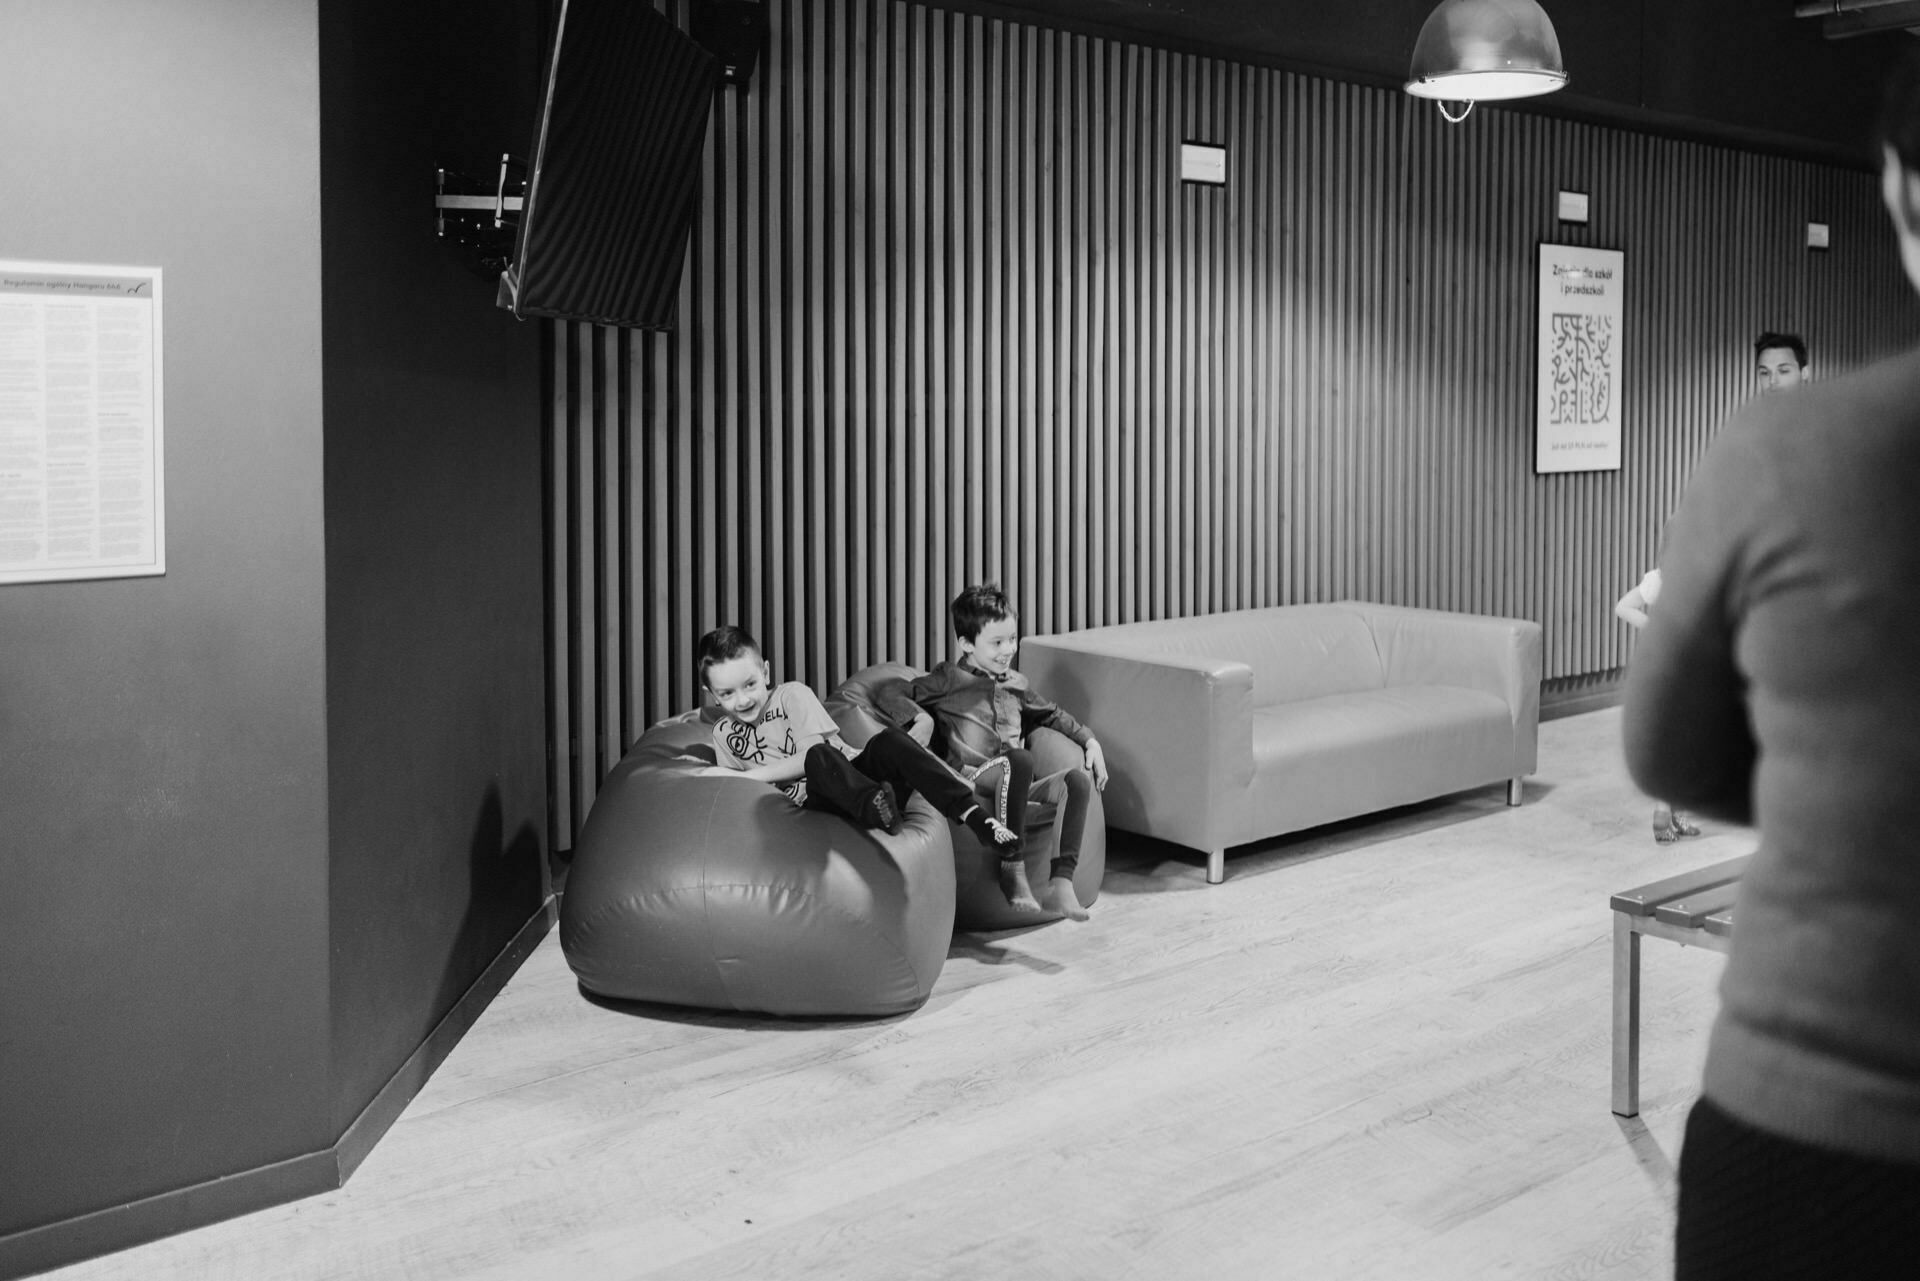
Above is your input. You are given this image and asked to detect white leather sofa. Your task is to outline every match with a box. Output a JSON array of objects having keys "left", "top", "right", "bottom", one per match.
[{"left": 1019, "top": 601, "right": 1543, "bottom": 883}]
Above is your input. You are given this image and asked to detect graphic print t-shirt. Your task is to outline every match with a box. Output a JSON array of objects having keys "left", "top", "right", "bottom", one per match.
[{"left": 710, "top": 682, "right": 850, "bottom": 803}]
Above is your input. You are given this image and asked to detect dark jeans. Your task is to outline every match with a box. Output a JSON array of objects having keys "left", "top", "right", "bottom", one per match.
[
  {"left": 1676, "top": 1094, "right": 1920, "bottom": 1280},
  {"left": 1030, "top": 765, "right": 1094, "bottom": 880},
  {"left": 803, "top": 728, "right": 975, "bottom": 825}
]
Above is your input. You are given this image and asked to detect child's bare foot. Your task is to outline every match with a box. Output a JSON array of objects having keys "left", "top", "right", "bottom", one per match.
[
  {"left": 998, "top": 858, "right": 1043, "bottom": 913},
  {"left": 960, "top": 805, "right": 1019, "bottom": 847},
  {"left": 1040, "top": 875, "right": 1090, "bottom": 921}
]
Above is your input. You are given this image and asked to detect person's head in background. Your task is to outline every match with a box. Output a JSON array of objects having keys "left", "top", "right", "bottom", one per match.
[
  {"left": 1881, "top": 45, "right": 1920, "bottom": 298},
  {"left": 1754, "top": 331, "right": 1808, "bottom": 394}
]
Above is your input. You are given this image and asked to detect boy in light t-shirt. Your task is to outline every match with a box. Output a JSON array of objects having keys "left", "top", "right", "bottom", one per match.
[{"left": 694, "top": 623, "right": 1017, "bottom": 847}]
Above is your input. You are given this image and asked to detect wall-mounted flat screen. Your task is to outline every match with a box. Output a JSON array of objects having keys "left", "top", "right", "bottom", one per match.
[{"left": 499, "top": 0, "right": 715, "bottom": 329}]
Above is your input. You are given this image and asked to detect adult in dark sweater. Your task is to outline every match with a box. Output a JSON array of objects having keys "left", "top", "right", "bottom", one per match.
[{"left": 1624, "top": 49, "right": 1920, "bottom": 1280}]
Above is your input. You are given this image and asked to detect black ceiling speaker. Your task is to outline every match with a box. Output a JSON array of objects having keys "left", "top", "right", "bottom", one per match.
[{"left": 690, "top": 0, "right": 768, "bottom": 90}]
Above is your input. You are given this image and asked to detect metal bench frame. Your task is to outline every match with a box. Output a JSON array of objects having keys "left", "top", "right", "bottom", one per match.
[{"left": 1609, "top": 854, "right": 1748, "bottom": 1117}]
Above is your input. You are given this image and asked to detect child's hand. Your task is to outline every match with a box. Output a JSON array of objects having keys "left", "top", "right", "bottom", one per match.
[
  {"left": 908, "top": 711, "right": 936, "bottom": 747},
  {"left": 1084, "top": 739, "right": 1109, "bottom": 790}
]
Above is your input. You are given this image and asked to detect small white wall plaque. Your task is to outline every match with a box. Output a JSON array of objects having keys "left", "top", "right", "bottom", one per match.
[
  {"left": 1557, "top": 190, "right": 1590, "bottom": 223},
  {"left": 1181, "top": 142, "right": 1227, "bottom": 186},
  {"left": 1807, "top": 221, "right": 1831, "bottom": 250}
]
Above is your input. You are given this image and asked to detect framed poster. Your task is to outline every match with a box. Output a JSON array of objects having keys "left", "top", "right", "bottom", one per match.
[
  {"left": 0, "top": 260, "right": 164, "bottom": 584},
  {"left": 1536, "top": 244, "right": 1623, "bottom": 474}
]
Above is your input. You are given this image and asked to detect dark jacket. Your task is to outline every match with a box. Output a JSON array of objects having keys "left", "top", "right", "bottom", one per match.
[{"left": 878, "top": 658, "right": 1092, "bottom": 771}]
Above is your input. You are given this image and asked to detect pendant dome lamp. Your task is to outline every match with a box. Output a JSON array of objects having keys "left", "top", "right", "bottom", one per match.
[{"left": 1405, "top": 0, "right": 1567, "bottom": 123}]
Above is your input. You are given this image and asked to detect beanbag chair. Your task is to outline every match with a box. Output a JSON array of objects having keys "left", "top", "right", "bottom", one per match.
[
  {"left": 829, "top": 663, "right": 1106, "bottom": 931},
  {"left": 558, "top": 710, "right": 955, "bottom": 1016}
]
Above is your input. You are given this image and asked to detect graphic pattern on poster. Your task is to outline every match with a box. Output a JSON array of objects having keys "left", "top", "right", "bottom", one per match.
[{"left": 1548, "top": 313, "right": 1614, "bottom": 427}]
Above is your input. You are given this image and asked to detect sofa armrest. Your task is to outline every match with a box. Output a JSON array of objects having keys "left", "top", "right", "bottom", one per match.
[
  {"left": 1340, "top": 601, "right": 1543, "bottom": 774},
  {"left": 1018, "top": 637, "right": 1254, "bottom": 855}
]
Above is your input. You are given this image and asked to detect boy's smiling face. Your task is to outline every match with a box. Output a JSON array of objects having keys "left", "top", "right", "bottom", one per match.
[
  {"left": 960, "top": 616, "right": 1020, "bottom": 678},
  {"left": 705, "top": 653, "right": 773, "bottom": 723}
]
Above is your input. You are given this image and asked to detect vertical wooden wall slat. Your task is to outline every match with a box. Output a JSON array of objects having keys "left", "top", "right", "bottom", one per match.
[
  {"left": 546, "top": 321, "right": 571, "bottom": 850},
  {"left": 596, "top": 323, "right": 621, "bottom": 776},
  {"left": 543, "top": 0, "right": 1920, "bottom": 847},
  {"left": 569, "top": 320, "right": 598, "bottom": 829}
]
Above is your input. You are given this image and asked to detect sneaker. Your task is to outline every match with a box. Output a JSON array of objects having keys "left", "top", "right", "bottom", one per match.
[{"left": 860, "top": 783, "right": 902, "bottom": 834}]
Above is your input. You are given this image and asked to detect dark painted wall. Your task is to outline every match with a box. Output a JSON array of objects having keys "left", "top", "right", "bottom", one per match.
[
  {"left": 0, "top": 0, "right": 333, "bottom": 1240},
  {"left": 318, "top": 0, "right": 550, "bottom": 1136},
  {"left": 0, "top": 0, "right": 551, "bottom": 1270},
  {"left": 943, "top": 0, "right": 1912, "bottom": 164}
]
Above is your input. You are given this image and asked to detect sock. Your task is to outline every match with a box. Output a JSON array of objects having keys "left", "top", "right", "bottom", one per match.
[{"left": 859, "top": 783, "right": 902, "bottom": 834}]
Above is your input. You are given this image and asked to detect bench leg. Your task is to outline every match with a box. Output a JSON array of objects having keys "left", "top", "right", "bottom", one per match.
[
  {"left": 1206, "top": 848, "right": 1226, "bottom": 885},
  {"left": 1612, "top": 911, "right": 1642, "bottom": 1117},
  {"left": 1507, "top": 777, "right": 1524, "bottom": 806}
]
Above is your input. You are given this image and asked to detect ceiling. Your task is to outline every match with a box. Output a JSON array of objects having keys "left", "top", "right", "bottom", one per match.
[
  {"left": 1795, "top": 1, "right": 1920, "bottom": 41},
  {"left": 926, "top": 0, "right": 1916, "bottom": 167}
]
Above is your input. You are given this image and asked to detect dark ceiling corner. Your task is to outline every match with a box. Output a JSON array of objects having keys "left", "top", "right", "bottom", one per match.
[{"left": 912, "top": 0, "right": 1914, "bottom": 168}]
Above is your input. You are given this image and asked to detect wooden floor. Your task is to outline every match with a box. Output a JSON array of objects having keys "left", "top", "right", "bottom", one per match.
[{"left": 48, "top": 708, "right": 1736, "bottom": 1281}]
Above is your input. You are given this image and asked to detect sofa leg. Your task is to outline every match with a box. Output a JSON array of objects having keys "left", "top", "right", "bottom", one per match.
[
  {"left": 1507, "top": 777, "right": 1524, "bottom": 806},
  {"left": 1206, "top": 848, "right": 1226, "bottom": 884}
]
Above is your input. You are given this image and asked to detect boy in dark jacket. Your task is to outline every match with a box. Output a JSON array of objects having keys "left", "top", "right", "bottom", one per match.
[{"left": 881, "top": 585, "right": 1107, "bottom": 919}]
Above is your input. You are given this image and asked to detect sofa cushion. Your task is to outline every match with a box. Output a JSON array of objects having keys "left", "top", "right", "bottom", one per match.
[
  {"left": 1244, "top": 685, "right": 1516, "bottom": 839},
  {"left": 1074, "top": 605, "right": 1384, "bottom": 707}
]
